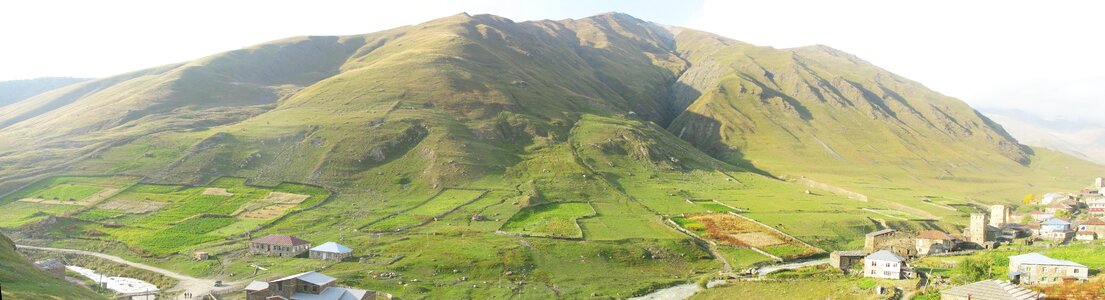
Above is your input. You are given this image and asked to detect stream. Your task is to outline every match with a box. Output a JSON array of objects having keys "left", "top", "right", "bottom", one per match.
[{"left": 67, "top": 265, "right": 159, "bottom": 299}]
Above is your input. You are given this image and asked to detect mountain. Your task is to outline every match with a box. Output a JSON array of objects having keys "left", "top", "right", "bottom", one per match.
[
  {"left": 0, "top": 233, "right": 104, "bottom": 299},
  {"left": 984, "top": 109, "right": 1105, "bottom": 164},
  {"left": 1, "top": 12, "right": 1103, "bottom": 298},
  {"left": 0, "top": 77, "right": 90, "bottom": 107}
]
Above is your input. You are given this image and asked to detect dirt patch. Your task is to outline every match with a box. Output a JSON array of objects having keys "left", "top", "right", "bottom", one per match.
[
  {"left": 263, "top": 192, "right": 309, "bottom": 203},
  {"left": 240, "top": 204, "right": 297, "bottom": 219},
  {"left": 729, "top": 232, "right": 784, "bottom": 247},
  {"left": 234, "top": 192, "right": 310, "bottom": 220},
  {"left": 18, "top": 188, "right": 119, "bottom": 206},
  {"left": 201, "top": 188, "right": 234, "bottom": 196},
  {"left": 98, "top": 199, "right": 168, "bottom": 213}
]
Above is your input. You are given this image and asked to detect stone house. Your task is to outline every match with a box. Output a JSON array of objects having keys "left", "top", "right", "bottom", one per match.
[
  {"left": 864, "top": 229, "right": 916, "bottom": 258},
  {"left": 863, "top": 250, "right": 906, "bottom": 279},
  {"left": 915, "top": 230, "right": 956, "bottom": 255},
  {"left": 309, "top": 242, "right": 353, "bottom": 261},
  {"left": 1077, "top": 217, "right": 1105, "bottom": 238},
  {"left": 250, "top": 234, "right": 311, "bottom": 257},
  {"left": 939, "top": 279, "right": 1039, "bottom": 300},
  {"left": 245, "top": 271, "right": 375, "bottom": 300},
  {"left": 829, "top": 250, "right": 865, "bottom": 272},
  {"left": 1008, "top": 253, "right": 1088, "bottom": 285}
]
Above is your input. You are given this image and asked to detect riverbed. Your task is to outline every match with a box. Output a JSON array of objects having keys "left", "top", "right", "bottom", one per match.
[{"left": 67, "top": 265, "right": 159, "bottom": 299}]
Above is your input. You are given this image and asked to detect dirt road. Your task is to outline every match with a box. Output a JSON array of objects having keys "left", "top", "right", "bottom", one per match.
[{"left": 16, "top": 244, "right": 237, "bottom": 298}]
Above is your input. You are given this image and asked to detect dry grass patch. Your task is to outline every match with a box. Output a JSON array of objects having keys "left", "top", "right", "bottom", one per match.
[
  {"left": 18, "top": 188, "right": 119, "bottom": 206},
  {"left": 234, "top": 192, "right": 310, "bottom": 220},
  {"left": 201, "top": 188, "right": 234, "bottom": 196},
  {"left": 729, "top": 232, "right": 785, "bottom": 247}
]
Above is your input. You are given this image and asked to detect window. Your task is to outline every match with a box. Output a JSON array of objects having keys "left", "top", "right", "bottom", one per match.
[
  {"left": 871, "top": 261, "right": 877, "bottom": 266},
  {"left": 871, "top": 270, "right": 876, "bottom": 274},
  {"left": 884, "top": 271, "right": 891, "bottom": 276},
  {"left": 1074, "top": 269, "right": 1080, "bottom": 274}
]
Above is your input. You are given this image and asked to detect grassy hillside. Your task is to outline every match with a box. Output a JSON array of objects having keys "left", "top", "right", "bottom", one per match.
[
  {"left": 0, "top": 233, "right": 104, "bottom": 299},
  {"left": 0, "top": 12, "right": 1103, "bottom": 298},
  {"left": 0, "top": 77, "right": 89, "bottom": 107}
]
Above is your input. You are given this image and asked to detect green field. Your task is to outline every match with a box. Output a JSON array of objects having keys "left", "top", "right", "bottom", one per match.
[
  {"left": 365, "top": 189, "right": 485, "bottom": 231},
  {"left": 501, "top": 202, "right": 596, "bottom": 238},
  {"left": 1, "top": 176, "right": 329, "bottom": 256}
]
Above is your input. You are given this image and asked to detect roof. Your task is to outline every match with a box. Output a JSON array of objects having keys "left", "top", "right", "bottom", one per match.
[
  {"left": 1047, "top": 202, "right": 1072, "bottom": 209},
  {"left": 274, "top": 271, "right": 337, "bottom": 286},
  {"left": 1009, "top": 253, "right": 1086, "bottom": 268},
  {"left": 291, "top": 287, "right": 371, "bottom": 300},
  {"left": 1030, "top": 211, "right": 1051, "bottom": 215},
  {"left": 832, "top": 250, "right": 865, "bottom": 257},
  {"left": 310, "top": 242, "right": 353, "bottom": 254},
  {"left": 252, "top": 234, "right": 310, "bottom": 247},
  {"left": 1082, "top": 218, "right": 1105, "bottom": 225},
  {"left": 916, "top": 230, "right": 953, "bottom": 241},
  {"left": 941, "top": 279, "right": 1039, "bottom": 300},
  {"left": 865, "top": 229, "right": 896, "bottom": 237},
  {"left": 865, "top": 250, "right": 904, "bottom": 262},
  {"left": 245, "top": 281, "right": 269, "bottom": 291},
  {"left": 1041, "top": 218, "right": 1071, "bottom": 226}
]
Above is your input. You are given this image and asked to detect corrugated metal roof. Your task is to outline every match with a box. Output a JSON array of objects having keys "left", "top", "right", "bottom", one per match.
[
  {"left": 1040, "top": 218, "right": 1070, "bottom": 226},
  {"left": 252, "top": 234, "right": 310, "bottom": 246},
  {"left": 941, "top": 279, "right": 1039, "bottom": 300},
  {"left": 310, "top": 242, "right": 353, "bottom": 254},
  {"left": 1009, "top": 253, "right": 1086, "bottom": 268},
  {"left": 864, "top": 250, "right": 904, "bottom": 262}
]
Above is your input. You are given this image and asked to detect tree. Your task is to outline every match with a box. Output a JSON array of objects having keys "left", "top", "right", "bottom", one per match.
[
  {"left": 1023, "top": 194, "right": 1036, "bottom": 205},
  {"left": 956, "top": 256, "right": 995, "bottom": 283}
]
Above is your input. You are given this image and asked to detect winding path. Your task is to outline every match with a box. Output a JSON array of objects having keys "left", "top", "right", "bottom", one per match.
[{"left": 16, "top": 244, "right": 238, "bottom": 298}]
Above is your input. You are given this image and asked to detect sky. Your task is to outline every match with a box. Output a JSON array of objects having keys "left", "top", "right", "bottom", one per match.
[{"left": 1, "top": 0, "right": 1102, "bottom": 124}]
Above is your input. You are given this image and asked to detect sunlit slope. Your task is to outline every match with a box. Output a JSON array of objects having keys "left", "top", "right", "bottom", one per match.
[
  {"left": 0, "top": 233, "right": 104, "bottom": 299},
  {"left": 666, "top": 28, "right": 1098, "bottom": 210}
]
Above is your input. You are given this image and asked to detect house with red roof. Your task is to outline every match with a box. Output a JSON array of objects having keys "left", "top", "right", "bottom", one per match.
[{"left": 251, "top": 234, "right": 311, "bottom": 257}]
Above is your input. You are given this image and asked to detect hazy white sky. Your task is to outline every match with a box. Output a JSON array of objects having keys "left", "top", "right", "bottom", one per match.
[{"left": 1, "top": 0, "right": 1101, "bottom": 124}]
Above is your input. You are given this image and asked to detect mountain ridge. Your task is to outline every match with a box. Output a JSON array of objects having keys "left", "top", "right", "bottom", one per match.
[{"left": 1, "top": 12, "right": 1103, "bottom": 298}]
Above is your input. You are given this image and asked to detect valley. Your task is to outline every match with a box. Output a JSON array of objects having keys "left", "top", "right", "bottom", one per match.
[{"left": 0, "top": 11, "right": 1103, "bottom": 299}]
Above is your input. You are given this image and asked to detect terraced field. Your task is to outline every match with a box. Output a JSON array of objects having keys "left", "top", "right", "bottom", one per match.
[
  {"left": 365, "top": 189, "right": 487, "bottom": 231},
  {"left": 0, "top": 176, "right": 329, "bottom": 256},
  {"left": 500, "top": 202, "right": 596, "bottom": 238}
]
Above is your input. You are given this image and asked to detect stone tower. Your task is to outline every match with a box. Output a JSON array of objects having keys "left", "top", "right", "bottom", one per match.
[
  {"left": 1095, "top": 177, "right": 1104, "bottom": 189},
  {"left": 989, "top": 205, "right": 1009, "bottom": 228},
  {"left": 969, "top": 213, "right": 988, "bottom": 244}
]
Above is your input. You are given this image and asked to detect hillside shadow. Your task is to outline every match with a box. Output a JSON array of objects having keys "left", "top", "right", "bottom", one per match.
[{"left": 670, "top": 109, "right": 776, "bottom": 178}]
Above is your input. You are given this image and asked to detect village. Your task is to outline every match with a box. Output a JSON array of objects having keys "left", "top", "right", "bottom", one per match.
[{"left": 816, "top": 177, "right": 1105, "bottom": 299}]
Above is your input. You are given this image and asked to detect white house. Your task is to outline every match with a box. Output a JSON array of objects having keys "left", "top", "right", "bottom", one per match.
[
  {"left": 309, "top": 242, "right": 354, "bottom": 261},
  {"left": 863, "top": 250, "right": 906, "bottom": 279},
  {"left": 1087, "top": 198, "right": 1105, "bottom": 216},
  {"left": 1041, "top": 193, "right": 1066, "bottom": 205}
]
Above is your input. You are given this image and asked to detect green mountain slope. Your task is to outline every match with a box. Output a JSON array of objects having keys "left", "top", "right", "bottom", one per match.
[
  {"left": 0, "top": 233, "right": 104, "bottom": 299},
  {"left": 0, "top": 77, "right": 90, "bottom": 107},
  {"left": 0, "top": 12, "right": 1102, "bottom": 298}
]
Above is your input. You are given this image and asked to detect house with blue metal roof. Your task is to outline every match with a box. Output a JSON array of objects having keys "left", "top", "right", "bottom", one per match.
[{"left": 310, "top": 242, "right": 354, "bottom": 261}]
